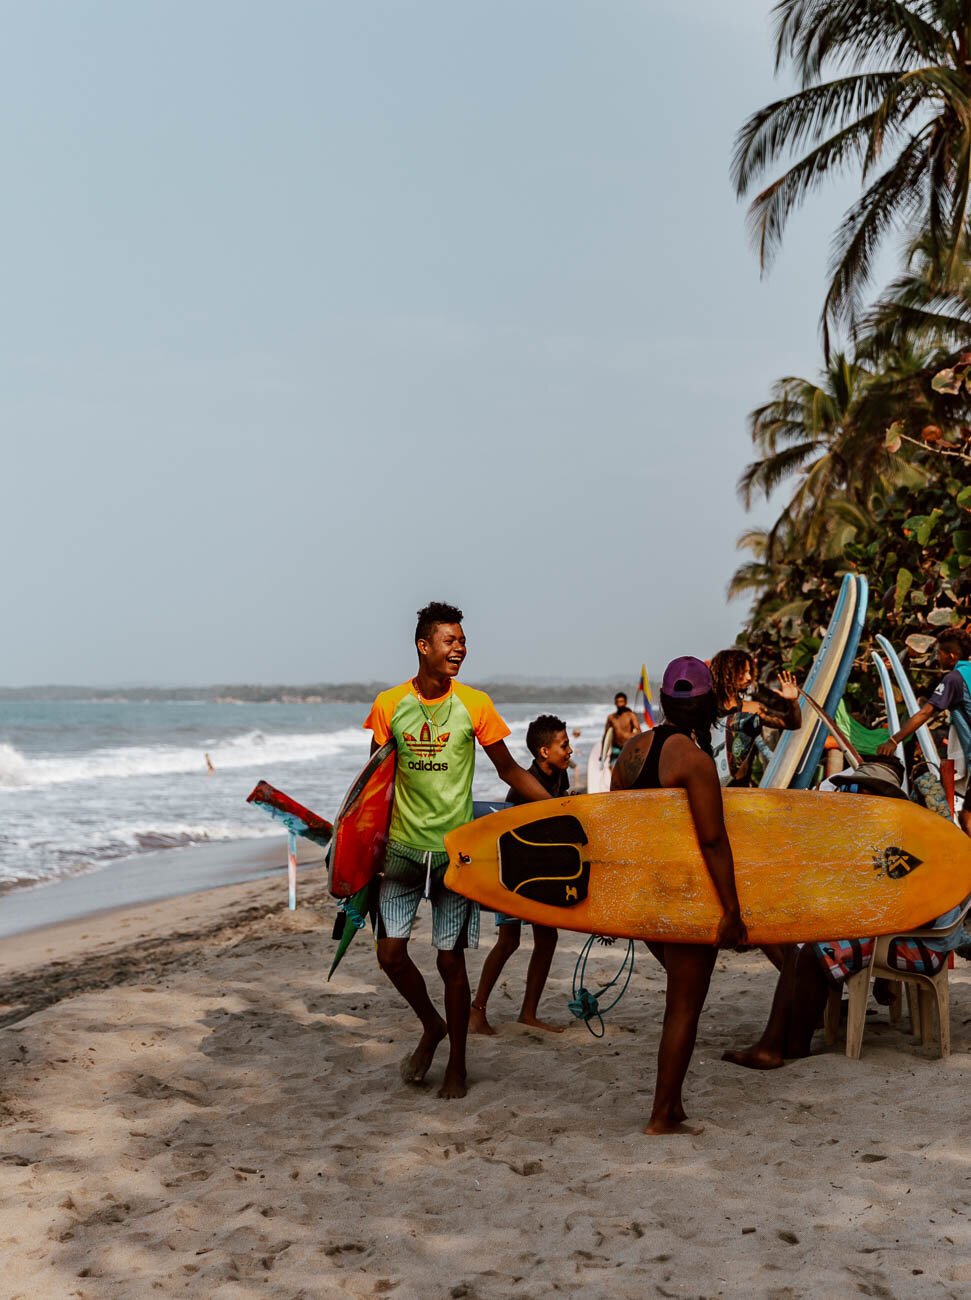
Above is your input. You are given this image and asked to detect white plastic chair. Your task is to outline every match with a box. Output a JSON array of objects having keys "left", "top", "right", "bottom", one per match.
[{"left": 824, "top": 895, "right": 971, "bottom": 1060}]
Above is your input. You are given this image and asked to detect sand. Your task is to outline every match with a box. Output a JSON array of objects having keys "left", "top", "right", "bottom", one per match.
[{"left": 2, "top": 866, "right": 971, "bottom": 1299}]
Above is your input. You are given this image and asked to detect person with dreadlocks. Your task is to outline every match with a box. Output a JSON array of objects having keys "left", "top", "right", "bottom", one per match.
[
  {"left": 611, "top": 657, "right": 747, "bottom": 1135},
  {"left": 470, "top": 714, "right": 573, "bottom": 1036},
  {"left": 708, "top": 648, "right": 801, "bottom": 787}
]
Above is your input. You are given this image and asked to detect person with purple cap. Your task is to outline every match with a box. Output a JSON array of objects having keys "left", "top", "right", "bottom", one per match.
[{"left": 612, "top": 656, "right": 747, "bottom": 1135}]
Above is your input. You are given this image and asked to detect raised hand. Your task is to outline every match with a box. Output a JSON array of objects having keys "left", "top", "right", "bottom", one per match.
[{"left": 777, "top": 670, "right": 798, "bottom": 700}]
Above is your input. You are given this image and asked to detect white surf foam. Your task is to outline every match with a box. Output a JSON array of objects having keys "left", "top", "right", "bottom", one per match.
[{"left": 0, "top": 727, "right": 368, "bottom": 790}]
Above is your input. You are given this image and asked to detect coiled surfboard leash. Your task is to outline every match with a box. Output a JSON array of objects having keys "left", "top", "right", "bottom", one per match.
[{"left": 568, "top": 935, "right": 635, "bottom": 1037}]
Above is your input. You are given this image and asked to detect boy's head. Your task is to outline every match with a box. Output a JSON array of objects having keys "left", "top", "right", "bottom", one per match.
[
  {"left": 415, "top": 601, "right": 466, "bottom": 678},
  {"left": 526, "top": 714, "right": 572, "bottom": 770},
  {"left": 937, "top": 628, "right": 971, "bottom": 668}
]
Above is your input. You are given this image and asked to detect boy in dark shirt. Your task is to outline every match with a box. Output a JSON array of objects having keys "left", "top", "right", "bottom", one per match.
[
  {"left": 878, "top": 628, "right": 971, "bottom": 836},
  {"left": 469, "top": 715, "right": 572, "bottom": 1035}
]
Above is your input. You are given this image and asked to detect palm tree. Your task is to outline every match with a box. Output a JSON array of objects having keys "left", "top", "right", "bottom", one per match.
[
  {"left": 737, "top": 344, "right": 946, "bottom": 558},
  {"left": 861, "top": 231, "right": 971, "bottom": 353},
  {"left": 733, "top": 1, "right": 971, "bottom": 352}
]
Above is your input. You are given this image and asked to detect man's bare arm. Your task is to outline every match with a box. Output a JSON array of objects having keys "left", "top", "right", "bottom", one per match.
[
  {"left": 482, "top": 740, "right": 551, "bottom": 802},
  {"left": 878, "top": 701, "right": 935, "bottom": 756},
  {"left": 663, "top": 740, "right": 747, "bottom": 947}
]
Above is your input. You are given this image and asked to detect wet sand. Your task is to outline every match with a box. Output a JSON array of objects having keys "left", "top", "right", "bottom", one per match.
[
  {"left": 2, "top": 868, "right": 970, "bottom": 1297},
  {"left": 0, "top": 836, "right": 324, "bottom": 940}
]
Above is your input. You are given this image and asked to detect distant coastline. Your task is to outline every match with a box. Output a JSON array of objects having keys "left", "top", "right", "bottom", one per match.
[{"left": 0, "top": 680, "right": 631, "bottom": 705}]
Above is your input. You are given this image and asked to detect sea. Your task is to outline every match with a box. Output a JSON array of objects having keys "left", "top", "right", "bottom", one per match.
[{"left": 0, "top": 697, "right": 610, "bottom": 900}]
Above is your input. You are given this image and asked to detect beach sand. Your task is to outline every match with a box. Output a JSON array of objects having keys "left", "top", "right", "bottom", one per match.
[{"left": 2, "top": 866, "right": 970, "bottom": 1298}]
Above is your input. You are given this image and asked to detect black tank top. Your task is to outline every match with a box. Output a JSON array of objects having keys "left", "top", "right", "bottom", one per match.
[{"left": 630, "top": 723, "right": 687, "bottom": 789}]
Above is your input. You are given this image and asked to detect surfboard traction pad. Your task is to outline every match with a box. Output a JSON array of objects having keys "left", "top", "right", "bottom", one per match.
[{"left": 497, "top": 815, "right": 590, "bottom": 907}]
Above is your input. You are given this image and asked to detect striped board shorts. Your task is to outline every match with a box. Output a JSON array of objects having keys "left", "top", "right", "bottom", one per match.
[
  {"left": 377, "top": 839, "right": 479, "bottom": 951},
  {"left": 813, "top": 937, "right": 948, "bottom": 988}
]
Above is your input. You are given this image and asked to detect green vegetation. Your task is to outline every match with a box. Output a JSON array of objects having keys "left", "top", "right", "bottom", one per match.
[
  {"left": 732, "top": 1, "right": 971, "bottom": 719},
  {"left": 0, "top": 682, "right": 620, "bottom": 705}
]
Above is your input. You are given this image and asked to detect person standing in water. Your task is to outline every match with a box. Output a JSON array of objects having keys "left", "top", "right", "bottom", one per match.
[
  {"left": 603, "top": 692, "right": 641, "bottom": 761},
  {"left": 470, "top": 714, "right": 573, "bottom": 1036},
  {"left": 364, "top": 602, "right": 550, "bottom": 1100},
  {"left": 611, "top": 657, "right": 747, "bottom": 1135}
]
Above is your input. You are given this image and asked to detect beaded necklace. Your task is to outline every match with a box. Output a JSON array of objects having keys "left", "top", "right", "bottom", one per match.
[{"left": 412, "top": 679, "right": 454, "bottom": 733}]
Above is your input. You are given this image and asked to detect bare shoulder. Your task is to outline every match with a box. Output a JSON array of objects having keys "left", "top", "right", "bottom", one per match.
[
  {"left": 612, "top": 732, "right": 652, "bottom": 789},
  {"left": 658, "top": 733, "right": 716, "bottom": 785}
]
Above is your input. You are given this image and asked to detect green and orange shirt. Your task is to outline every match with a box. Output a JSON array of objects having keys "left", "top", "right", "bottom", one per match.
[{"left": 364, "top": 680, "right": 510, "bottom": 852}]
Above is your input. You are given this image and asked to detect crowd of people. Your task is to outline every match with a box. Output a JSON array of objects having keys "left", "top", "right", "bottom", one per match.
[{"left": 360, "top": 601, "right": 971, "bottom": 1130}]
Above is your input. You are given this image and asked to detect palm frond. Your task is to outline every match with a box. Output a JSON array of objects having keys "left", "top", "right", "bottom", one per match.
[
  {"left": 773, "top": 1, "right": 950, "bottom": 83},
  {"left": 732, "top": 73, "right": 900, "bottom": 199}
]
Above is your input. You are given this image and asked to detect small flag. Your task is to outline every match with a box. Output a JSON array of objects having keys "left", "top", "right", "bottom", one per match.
[{"left": 637, "top": 664, "right": 655, "bottom": 728}]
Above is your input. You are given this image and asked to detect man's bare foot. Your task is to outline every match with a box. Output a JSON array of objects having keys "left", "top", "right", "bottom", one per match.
[
  {"left": 644, "top": 1114, "right": 703, "bottom": 1136},
  {"left": 517, "top": 1014, "right": 565, "bottom": 1033},
  {"left": 721, "top": 1046, "right": 784, "bottom": 1070},
  {"left": 468, "top": 1004, "right": 495, "bottom": 1035},
  {"left": 438, "top": 1066, "right": 468, "bottom": 1100},
  {"left": 399, "top": 1018, "right": 447, "bottom": 1084}
]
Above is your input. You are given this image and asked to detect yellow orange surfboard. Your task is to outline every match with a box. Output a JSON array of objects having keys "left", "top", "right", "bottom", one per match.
[{"left": 443, "top": 790, "right": 971, "bottom": 945}]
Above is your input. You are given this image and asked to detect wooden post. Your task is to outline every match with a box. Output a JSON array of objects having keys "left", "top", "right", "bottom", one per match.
[{"left": 287, "top": 831, "right": 298, "bottom": 910}]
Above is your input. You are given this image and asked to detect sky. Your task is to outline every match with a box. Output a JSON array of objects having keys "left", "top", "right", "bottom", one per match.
[{"left": 2, "top": 1, "right": 861, "bottom": 686}]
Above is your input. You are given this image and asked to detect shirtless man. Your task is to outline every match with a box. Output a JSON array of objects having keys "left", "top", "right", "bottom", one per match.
[{"left": 603, "top": 692, "right": 641, "bottom": 761}]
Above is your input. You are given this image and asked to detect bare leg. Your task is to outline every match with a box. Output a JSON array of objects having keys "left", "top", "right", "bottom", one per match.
[
  {"left": 437, "top": 948, "right": 471, "bottom": 1098},
  {"left": 645, "top": 941, "right": 666, "bottom": 969},
  {"left": 518, "top": 925, "right": 563, "bottom": 1032},
  {"left": 759, "top": 943, "right": 786, "bottom": 972},
  {"left": 645, "top": 943, "right": 717, "bottom": 1135},
  {"left": 722, "top": 944, "right": 828, "bottom": 1070},
  {"left": 377, "top": 936, "right": 447, "bottom": 1084},
  {"left": 469, "top": 924, "right": 521, "bottom": 1034}
]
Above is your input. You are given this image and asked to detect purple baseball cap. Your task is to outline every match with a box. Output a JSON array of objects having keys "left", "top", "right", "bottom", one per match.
[{"left": 661, "top": 656, "right": 713, "bottom": 698}]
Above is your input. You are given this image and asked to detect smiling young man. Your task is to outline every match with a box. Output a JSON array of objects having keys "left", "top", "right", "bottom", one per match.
[{"left": 364, "top": 601, "right": 550, "bottom": 1099}]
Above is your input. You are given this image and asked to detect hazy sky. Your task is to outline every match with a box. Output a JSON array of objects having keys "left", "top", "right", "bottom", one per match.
[{"left": 3, "top": 2, "right": 856, "bottom": 686}]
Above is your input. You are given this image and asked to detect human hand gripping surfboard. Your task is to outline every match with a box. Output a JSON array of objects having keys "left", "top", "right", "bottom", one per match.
[{"left": 443, "top": 790, "right": 971, "bottom": 945}]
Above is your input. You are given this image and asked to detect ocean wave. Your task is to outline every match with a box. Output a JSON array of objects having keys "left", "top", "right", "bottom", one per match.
[
  {"left": 0, "top": 727, "right": 368, "bottom": 790},
  {"left": 0, "top": 819, "right": 278, "bottom": 885}
]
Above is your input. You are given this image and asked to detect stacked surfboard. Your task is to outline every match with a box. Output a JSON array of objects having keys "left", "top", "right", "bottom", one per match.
[
  {"left": 585, "top": 729, "right": 614, "bottom": 794},
  {"left": 760, "top": 573, "right": 868, "bottom": 790}
]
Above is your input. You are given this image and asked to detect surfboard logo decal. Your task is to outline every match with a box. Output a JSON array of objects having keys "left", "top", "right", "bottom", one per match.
[
  {"left": 498, "top": 815, "right": 590, "bottom": 908},
  {"left": 873, "top": 847, "right": 922, "bottom": 880}
]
